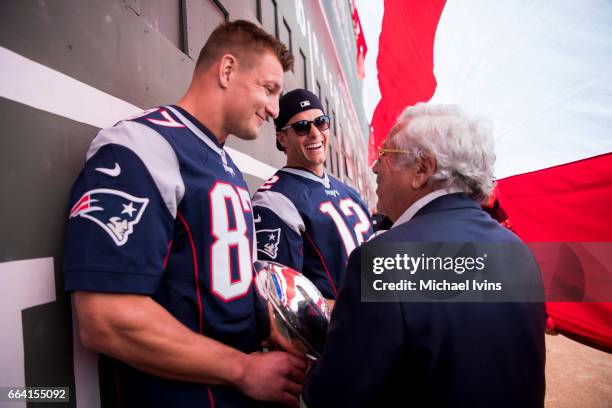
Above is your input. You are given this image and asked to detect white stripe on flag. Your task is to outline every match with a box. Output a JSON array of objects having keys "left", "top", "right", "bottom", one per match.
[{"left": 430, "top": 0, "right": 612, "bottom": 179}]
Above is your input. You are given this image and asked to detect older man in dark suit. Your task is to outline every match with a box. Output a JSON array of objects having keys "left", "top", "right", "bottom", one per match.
[{"left": 303, "top": 103, "right": 546, "bottom": 408}]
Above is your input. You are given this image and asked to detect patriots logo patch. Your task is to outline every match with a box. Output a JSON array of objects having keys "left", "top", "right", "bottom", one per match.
[
  {"left": 69, "top": 188, "right": 149, "bottom": 246},
  {"left": 257, "top": 228, "right": 281, "bottom": 259}
]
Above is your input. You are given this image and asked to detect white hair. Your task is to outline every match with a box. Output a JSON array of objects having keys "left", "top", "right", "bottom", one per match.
[{"left": 391, "top": 103, "right": 495, "bottom": 202}]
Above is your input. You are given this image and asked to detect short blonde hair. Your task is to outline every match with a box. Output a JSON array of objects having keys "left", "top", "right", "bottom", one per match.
[{"left": 196, "top": 20, "right": 294, "bottom": 72}]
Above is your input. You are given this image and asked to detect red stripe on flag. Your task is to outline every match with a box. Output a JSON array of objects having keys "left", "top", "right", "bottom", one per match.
[
  {"left": 368, "top": 0, "right": 446, "bottom": 164},
  {"left": 352, "top": 4, "right": 367, "bottom": 79},
  {"left": 497, "top": 153, "right": 612, "bottom": 351},
  {"left": 497, "top": 152, "right": 612, "bottom": 242}
]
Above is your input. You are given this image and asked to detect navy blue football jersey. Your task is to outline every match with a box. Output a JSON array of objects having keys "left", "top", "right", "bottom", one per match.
[
  {"left": 64, "top": 106, "right": 266, "bottom": 407},
  {"left": 252, "top": 168, "right": 373, "bottom": 298}
]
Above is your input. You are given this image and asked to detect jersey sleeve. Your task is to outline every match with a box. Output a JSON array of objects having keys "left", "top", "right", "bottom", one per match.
[
  {"left": 253, "top": 206, "right": 303, "bottom": 271},
  {"left": 64, "top": 121, "right": 183, "bottom": 295},
  {"left": 252, "top": 190, "right": 305, "bottom": 271},
  {"left": 356, "top": 195, "right": 374, "bottom": 242}
]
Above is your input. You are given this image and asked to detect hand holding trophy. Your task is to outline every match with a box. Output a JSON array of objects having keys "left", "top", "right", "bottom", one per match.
[{"left": 253, "top": 260, "right": 331, "bottom": 361}]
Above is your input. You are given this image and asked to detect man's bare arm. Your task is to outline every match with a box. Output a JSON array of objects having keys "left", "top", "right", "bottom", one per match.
[{"left": 74, "top": 292, "right": 306, "bottom": 406}]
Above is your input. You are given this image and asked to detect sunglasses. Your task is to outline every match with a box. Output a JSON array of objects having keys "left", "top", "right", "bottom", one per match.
[
  {"left": 377, "top": 147, "right": 413, "bottom": 160},
  {"left": 281, "top": 115, "right": 331, "bottom": 136}
]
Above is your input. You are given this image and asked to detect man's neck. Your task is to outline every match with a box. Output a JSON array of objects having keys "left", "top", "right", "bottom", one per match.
[
  {"left": 311, "top": 166, "right": 325, "bottom": 177},
  {"left": 177, "top": 94, "right": 227, "bottom": 144},
  {"left": 286, "top": 164, "right": 324, "bottom": 177}
]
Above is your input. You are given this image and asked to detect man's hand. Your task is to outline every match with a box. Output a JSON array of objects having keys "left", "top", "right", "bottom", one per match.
[
  {"left": 238, "top": 351, "right": 307, "bottom": 407},
  {"left": 74, "top": 291, "right": 304, "bottom": 403},
  {"left": 325, "top": 298, "right": 335, "bottom": 312}
]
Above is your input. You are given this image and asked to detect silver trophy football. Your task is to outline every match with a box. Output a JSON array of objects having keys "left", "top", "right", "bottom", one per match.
[{"left": 253, "top": 260, "right": 331, "bottom": 361}]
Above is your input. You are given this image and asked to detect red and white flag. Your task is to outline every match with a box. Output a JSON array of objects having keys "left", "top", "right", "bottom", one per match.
[
  {"left": 356, "top": 0, "right": 612, "bottom": 351},
  {"left": 351, "top": 1, "right": 368, "bottom": 79}
]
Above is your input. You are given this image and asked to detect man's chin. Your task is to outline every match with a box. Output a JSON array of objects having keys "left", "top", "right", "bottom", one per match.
[
  {"left": 304, "top": 152, "right": 325, "bottom": 164},
  {"left": 233, "top": 129, "right": 259, "bottom": 141}
]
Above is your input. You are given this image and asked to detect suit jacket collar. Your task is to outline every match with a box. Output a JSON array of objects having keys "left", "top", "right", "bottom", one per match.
[
  {"left": 416, "top": 192, "right": 480, "bottom": 217},
  {"left": 391, "top": 188, "right": 464, "bottom": 229}
]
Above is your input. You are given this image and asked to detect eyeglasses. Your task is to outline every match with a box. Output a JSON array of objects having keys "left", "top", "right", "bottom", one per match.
[
  {"left": 281, "top": 115, "right": 331, "bottom": 136},
  {"left": 377, "top": 147, "right": 413, "bottom": 160}
]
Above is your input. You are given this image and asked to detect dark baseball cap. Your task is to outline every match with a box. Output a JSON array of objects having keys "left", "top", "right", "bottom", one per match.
[{"left": 274, "top": 89, "right": 325, "bottom": 151}]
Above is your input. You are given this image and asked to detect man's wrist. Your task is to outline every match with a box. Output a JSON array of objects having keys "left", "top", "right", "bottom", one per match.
[{"left": 225, "top": 350, "right": 250, "bottom": 389}]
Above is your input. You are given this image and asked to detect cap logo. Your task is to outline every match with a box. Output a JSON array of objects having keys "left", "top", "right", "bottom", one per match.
[{"left": 300, "top": 100, "right": 311, "bottom": 108}]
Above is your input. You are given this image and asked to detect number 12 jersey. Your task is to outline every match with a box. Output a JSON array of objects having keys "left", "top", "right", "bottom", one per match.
[{"left": 252, "top": 167, "right": 373, "bottom": 299}]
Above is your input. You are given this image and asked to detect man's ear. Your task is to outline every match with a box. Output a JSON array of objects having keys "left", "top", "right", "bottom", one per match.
[
  {"left": 276, "top": 131, "right": 287, "bottom": 152},
  {"left": 411, "top": 154, "right": 436, "bottom": 189},
  {"left": 218, "top": 54, "right": 238, "bottom": 89}
]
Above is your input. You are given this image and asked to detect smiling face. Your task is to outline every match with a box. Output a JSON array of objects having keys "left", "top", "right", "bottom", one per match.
[
  {"left": 372, "top": 121, "right": 438, "bottom": 221},
  {"left": 372, "top": 124, "right": 417, "bottom": 221},
  {"left": 372, "top": 135, "right": 405, "bottom": 219},
  {"left": 224, "top": 51, "right": 284, "bottom": 140},
  {"left": 277, "top": 108, "right": 329, "bottom": 176}
]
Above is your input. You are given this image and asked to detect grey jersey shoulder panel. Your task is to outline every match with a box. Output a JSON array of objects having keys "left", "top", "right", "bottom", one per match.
[
  {"left": 86, "top": 119, "right": 185, "bottom": 218},
  {"left": 252, "top": 190, "right": 306, "bottom": 234}
]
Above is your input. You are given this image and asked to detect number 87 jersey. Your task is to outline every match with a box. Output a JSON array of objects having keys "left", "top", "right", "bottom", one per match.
[
  {"left": 252, "top": 167, "right": 373, "bottom": 299},
  {"left": 64, "top": 106, "right": 262, "bottom": 356}
]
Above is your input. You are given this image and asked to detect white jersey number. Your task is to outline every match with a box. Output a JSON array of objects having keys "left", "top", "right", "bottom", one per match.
[
  {"left": 319, "top": 198, "right": 371, "bottom": 256},
  {"left": 210, "top": 183, "right": 253, "bottom": 301}
]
